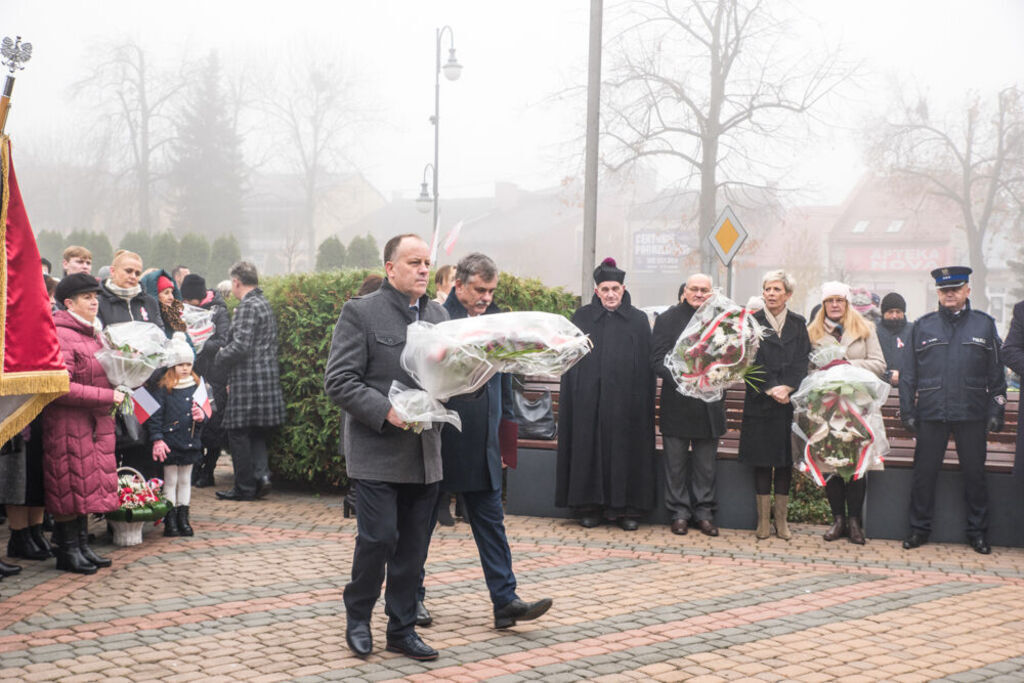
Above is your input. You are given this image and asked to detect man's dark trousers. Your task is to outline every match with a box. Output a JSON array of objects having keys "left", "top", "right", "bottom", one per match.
[
  {"left": 227, "top": 427, "right": 270, "bottom": 498},
  {"left": 345, "top": 479, "right": 439, "bottom": 637},
  {"left": 908, "top": 420, "right": 988, "bottom": 536}
]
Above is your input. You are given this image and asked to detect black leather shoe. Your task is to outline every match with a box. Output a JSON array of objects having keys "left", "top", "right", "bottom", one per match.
[
  {"left": 345, "top": 618, "right": 372, "bottom": 657},
  {"left": 578, "top": 516, "right": 601, "bottom": 528},
  {"left": 493, "top": 597, "right": 553, "bottom": 629},
  {"left": 216, "top": 489, "right": 256, "bottom": 501},
  {"left": 618, "top": 517, "right": 639, "bottom": 531},
  {"left": 902, "top": 531, "right": 928, "bottom": 549},
  {"left": 696, "top": 519, "right": 719, "bottom": 537},
  {"left": 670, "top": 519, "right": 688, "bottom": 535},
  {"left": 968, "top": 535, "right": 991, "bottom": 555},
  {"left": 255, "top": 476, "right": 272, "bottom": 499},
  {"left": 415, "top": 600, "right": 433, "bottom": 627},
  {"left": 385, "top": 632, "right": 438, "bottom": 661},
  {"left": 0, "top": 558, "right": 22, "bottom": 577}
]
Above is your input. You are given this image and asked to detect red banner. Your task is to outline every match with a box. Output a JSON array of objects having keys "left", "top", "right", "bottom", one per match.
[
  {"left": 843, "top": 246, "right": 951, "bottom": 272},
  {"left": 0, "top": 136, "right": 69, "bottom": 444}
]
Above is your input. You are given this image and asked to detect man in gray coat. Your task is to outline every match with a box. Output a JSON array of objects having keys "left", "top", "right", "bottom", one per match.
[{"left": 324, "top": 234, "right": 447, "bottom": 661}]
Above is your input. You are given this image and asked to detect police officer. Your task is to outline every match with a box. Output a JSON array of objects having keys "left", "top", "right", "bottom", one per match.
[{"left": 900, "top": 266, "right": 1006, "bottom": 554}]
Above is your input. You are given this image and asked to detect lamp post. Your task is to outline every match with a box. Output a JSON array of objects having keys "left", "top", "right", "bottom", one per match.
[
  {"left": 416, "top": 163, "right": 435, "bottom": 214},
  {"left": 419, "top": 26, "right": 462, "bottom": 231}
]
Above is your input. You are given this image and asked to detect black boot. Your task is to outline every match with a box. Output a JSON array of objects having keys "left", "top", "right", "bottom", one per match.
[
  {"left": 163, "top": 509, "right": 180, "bottom": 537},
  {"left": 29, "top": 524, "right": 54, "bottom": 557},
  {"left": 77, "top": 516, "right": 111, "bottom": 568},
  {"left": 176, "top": 506, "right": 194, "bottom": 537},
  {"left": 7, "top": 527, "right": 49, "bottom": 560},
  {"left": 53, "top": 519, "right": 97, "bottom": 574},
  {"left": 0, "top": 556, "right": 22, "bottom": 576}
]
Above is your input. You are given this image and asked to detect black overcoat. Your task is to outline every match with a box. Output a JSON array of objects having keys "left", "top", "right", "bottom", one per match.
[
  {"left": 97, "top": 282, "right": 164, "bottom": 332},
  {"left": 439, "top": 292, "right": 504, "bottom": 493},
  {"left": 650, "top": 300, "right": 726, "bottom": 439},
  {"left": 1000, "top": 300, "right": 1024, "bottom": 476},
  {"left": 555, "top": 291, "right": 656, "bottom": 511},
  {"left": 876, "top": 317, "right": 913, "bottom": 384},
  {"left": 737, "top": 309, "right": 811, "bottom": 467}
]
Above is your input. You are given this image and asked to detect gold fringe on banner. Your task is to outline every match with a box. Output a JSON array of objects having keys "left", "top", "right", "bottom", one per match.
[{"left": 0, "top": 134, "right": 70, "bottom": 444}]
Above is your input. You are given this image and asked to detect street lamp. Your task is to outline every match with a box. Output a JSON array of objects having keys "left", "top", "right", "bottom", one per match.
[
  {"left": 416, "top": 26, "right": 461, "bottom": 231},
  {"left": 416, "top": 163, "right": 435, "bottom": 214}
]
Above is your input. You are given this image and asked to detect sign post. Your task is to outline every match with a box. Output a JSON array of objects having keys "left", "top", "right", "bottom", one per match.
[{"left": 707, "top": 206, "right": 748, "bottom": 298}]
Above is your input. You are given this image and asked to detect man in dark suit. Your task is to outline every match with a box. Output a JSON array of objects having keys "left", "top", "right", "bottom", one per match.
[
  {"left": 650, "top": 274, "right": 726, "bottom": 537},
  {"left": 323, "top": 234, "right": 447, "bottom": 661},
  {"left": 1001, "top": 300, "right": 1024, "bottom": 480},
  {"left": 422, "top": 253, "right": 552, "bottom": 630}
]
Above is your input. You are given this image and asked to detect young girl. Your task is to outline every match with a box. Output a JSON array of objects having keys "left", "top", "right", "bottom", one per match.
[{"left": 149, "top": 333, "right": 206, "bottom": 537}]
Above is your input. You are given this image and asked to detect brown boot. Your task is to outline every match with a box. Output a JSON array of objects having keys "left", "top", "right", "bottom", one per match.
[
  {"left": 823, "top": 515, "right": 847, "bottom": 541},
  {"left": 847, "top": 516, "right": 866, "bottom": 545},
  {"left": 773, "top": 495, "right": 791, "bottom": 541},
  {"left": 755, "top": 495, "right": 771, "bottom": 539}
]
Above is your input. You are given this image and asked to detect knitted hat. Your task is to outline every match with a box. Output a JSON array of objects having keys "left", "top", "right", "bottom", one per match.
[
  {"left": 880, "top": 292, "right": 906, "bottom": 314},
  {"left": 157, "top": 275, "right": 174, "bottom": 293},
  {"left": 180, "top": 273, "right": 207, "bottom": 301},
  {"left": 820, "top": 281, "right": 851, "bottom": 302},
  {"left": 593, "top": 257, "right": 625, "bottom": 285},
  {"left": 165, "top": 332, "right": 194, "bottom": 367}
]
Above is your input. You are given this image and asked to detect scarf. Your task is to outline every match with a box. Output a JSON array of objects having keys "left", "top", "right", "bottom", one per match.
[
  {"left": 67, "top": 310, "right": 103, "bottom": 336},
  {"left": 104, "top": 279, "right": 142, "bottom": 300},
  {"left": 161, "top": 299, "right": 187, "bottom": 333},
  {"left": 823, "top": 317, "right": 843, "bottom": 342},
  {"left": 175, "top": 375, "right": 196, "bottom": 389},
  {"left": 765, "top": 307, "right": 787, "bottom": 336}
]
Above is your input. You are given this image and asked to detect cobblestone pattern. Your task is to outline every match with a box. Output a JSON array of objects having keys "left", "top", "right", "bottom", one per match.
[{"left": 0, "top": 474, "right": 1022, "bottom": 681}]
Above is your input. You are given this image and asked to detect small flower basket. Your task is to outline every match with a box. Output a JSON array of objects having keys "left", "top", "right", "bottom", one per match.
[{"left": 106, "top": 467, "right": 170, "bottom": 546}]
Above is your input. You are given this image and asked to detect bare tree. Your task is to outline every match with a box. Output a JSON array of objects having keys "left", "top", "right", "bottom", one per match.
[
  {"left": 869, "top": 87, "right": 1024, "bottom": 310},
  {"left": 601, "top": 0, "right": 856, "bottom": 273},
  {"left": 71, "top": 41, "right": 188, "bottom": 235},
  {"left": 262, "top": 54, "right": 361, "bottom": 269}
]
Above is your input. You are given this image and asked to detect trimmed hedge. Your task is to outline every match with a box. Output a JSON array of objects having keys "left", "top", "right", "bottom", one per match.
[{"left": 262, "top": 270, "right": 577, "bottom": 489}]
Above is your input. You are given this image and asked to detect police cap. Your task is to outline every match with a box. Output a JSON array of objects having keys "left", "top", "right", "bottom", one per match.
[{"left": 930, "top": 266, "right": 971, "bottom": 289}]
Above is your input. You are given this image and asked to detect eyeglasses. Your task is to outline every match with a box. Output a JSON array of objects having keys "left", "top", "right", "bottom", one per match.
[{"left": 823, "top": 297, "right": 846, "bottom": 305}]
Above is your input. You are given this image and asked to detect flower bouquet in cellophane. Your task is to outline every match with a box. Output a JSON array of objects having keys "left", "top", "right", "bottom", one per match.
[
  {"left": 94, "top": 321, "right": 170, "bottom": 418},
  {"left": 392, "top": 312, "right": 591, "bottom": 432},
  {"left": 664, "top": 292, "right": 765, "bottom": 402},
  {"left": 790, "top": 346, "right": 891, "bottom": 485}
]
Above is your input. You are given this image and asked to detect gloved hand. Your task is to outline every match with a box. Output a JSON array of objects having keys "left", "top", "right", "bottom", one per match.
[
  {"left": 902, "top": 417, "right": 917, "bottom": 435},
  {"left": 987, "top": 416, "right": 1004, "bottom": 433}
]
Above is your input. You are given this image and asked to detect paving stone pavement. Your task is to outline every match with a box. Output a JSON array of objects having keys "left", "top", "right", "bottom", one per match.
[{"left": 1, "top": 471, "right": 1023, "bottom": 682}]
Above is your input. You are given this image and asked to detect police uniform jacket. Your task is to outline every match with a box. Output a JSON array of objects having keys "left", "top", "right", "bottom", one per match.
[{"left": 900, "top": 302, "right": 1006, "bottom": 424}]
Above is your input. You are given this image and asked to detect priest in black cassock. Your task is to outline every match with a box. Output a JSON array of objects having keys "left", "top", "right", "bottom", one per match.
[{"left": 555, "top": 258, "right": 656, "bottom": 530}]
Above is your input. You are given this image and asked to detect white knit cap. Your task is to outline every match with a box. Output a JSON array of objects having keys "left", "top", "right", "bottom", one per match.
[
  {"left": 165, "top": 332, "right": 194, "bottom": 367},
  {"left": 820, "top": 281, "right": 851, "bottom": 302}
]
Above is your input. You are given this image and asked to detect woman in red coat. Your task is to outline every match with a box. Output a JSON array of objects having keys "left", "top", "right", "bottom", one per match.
[{"left": 43, "top": 274, "right": 125, "bottom": 574}]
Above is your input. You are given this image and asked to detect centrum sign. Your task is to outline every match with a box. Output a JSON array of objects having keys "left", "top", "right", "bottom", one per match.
[{"left": 844, "top": 246, "right": 951, "bottom": 272}]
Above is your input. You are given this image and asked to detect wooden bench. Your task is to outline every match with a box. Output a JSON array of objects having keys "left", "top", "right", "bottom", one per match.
[{"left": 508, "top": 377, "right": 1024, "bottom": 546}]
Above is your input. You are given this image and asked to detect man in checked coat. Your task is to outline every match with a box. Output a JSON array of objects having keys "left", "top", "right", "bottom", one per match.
[{"left": 214, "top": 261, "right": 285, "bottom": 502}]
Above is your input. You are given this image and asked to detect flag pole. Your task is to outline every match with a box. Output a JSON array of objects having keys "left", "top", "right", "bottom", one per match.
[{"left": 0, "top": 36, "right": 33, "bottom": 135}]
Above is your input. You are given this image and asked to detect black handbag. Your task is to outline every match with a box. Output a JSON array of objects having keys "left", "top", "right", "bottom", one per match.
[
  {"left": 513, "top": 389, "right": 557, "bottom": 440},
  {"left": 115, "top": 411, "right": 148, "bottom": 448}
]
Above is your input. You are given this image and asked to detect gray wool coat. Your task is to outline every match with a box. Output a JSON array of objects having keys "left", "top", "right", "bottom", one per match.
[{"left": 323, "top": 278, "right": 449, "bottom": 484}]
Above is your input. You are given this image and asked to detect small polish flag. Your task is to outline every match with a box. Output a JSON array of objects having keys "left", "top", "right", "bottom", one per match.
[
  {"left": 443, "top": 220, "right": 464, "bottom": 255},
  {"left": 193, "top": 378, "right": 212, "bottom": 418},
  {"left": 132, "top": 387, "right": 161, "bottom": 424}
]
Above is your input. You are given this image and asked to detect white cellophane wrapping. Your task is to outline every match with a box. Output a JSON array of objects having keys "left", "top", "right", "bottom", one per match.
[
  {"left": 790, "top": 357, "right": 891, "bottom": 485},
  {"left": 181, "top": 304, "right": 214, "bottom": 353},
  {"left": 663, "top": 292, "right": 764, "bottom": 402},
  {"left": 388, "top": 381, "right": 462, "bottom": 433},
  {"left": 94, "top": 321, "right": 170, "bottom": 389}
]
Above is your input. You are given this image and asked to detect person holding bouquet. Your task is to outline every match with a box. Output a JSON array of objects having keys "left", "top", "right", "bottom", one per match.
[
  {"left": 806, "top": 282, "right": 886, "bottom": 544},
  {"left": 650, "top": 274, "right": 726, "bottom": 537},
  {"left": 148, "top": 333, "right": 206, "bottom": 537},
  {"left": 43, "top": 274, "right": 123, "bottom": 574},
  {"left": 738, "top": 271, "right": 811, "bottom": 540}
]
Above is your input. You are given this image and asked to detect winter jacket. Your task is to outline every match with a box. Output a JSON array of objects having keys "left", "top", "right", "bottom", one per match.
[
  {"left": 214, "top": 287, "right": 285, "bottom": 429},
  {"left": 42, "top": 310, "right": 119, "bottom": 516},
  {"left": 97, "top": 279, "right": 164, "bottom": 332},
  {"left": 876, "top": 317, "right": 913, "bottom": 384},
  {"left": 147, "top": 383, "right": 204, "bottom": 466},
  {"left": 901, "top": 302, "right": 1006, "bottom": 424},
  {"left": 193, "top": 290, "right": 231, "bottom": 380}
]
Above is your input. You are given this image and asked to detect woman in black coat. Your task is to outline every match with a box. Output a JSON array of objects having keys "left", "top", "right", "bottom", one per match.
[{"left": 738, "top": 270, "right": 810, "bottom": 540}]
